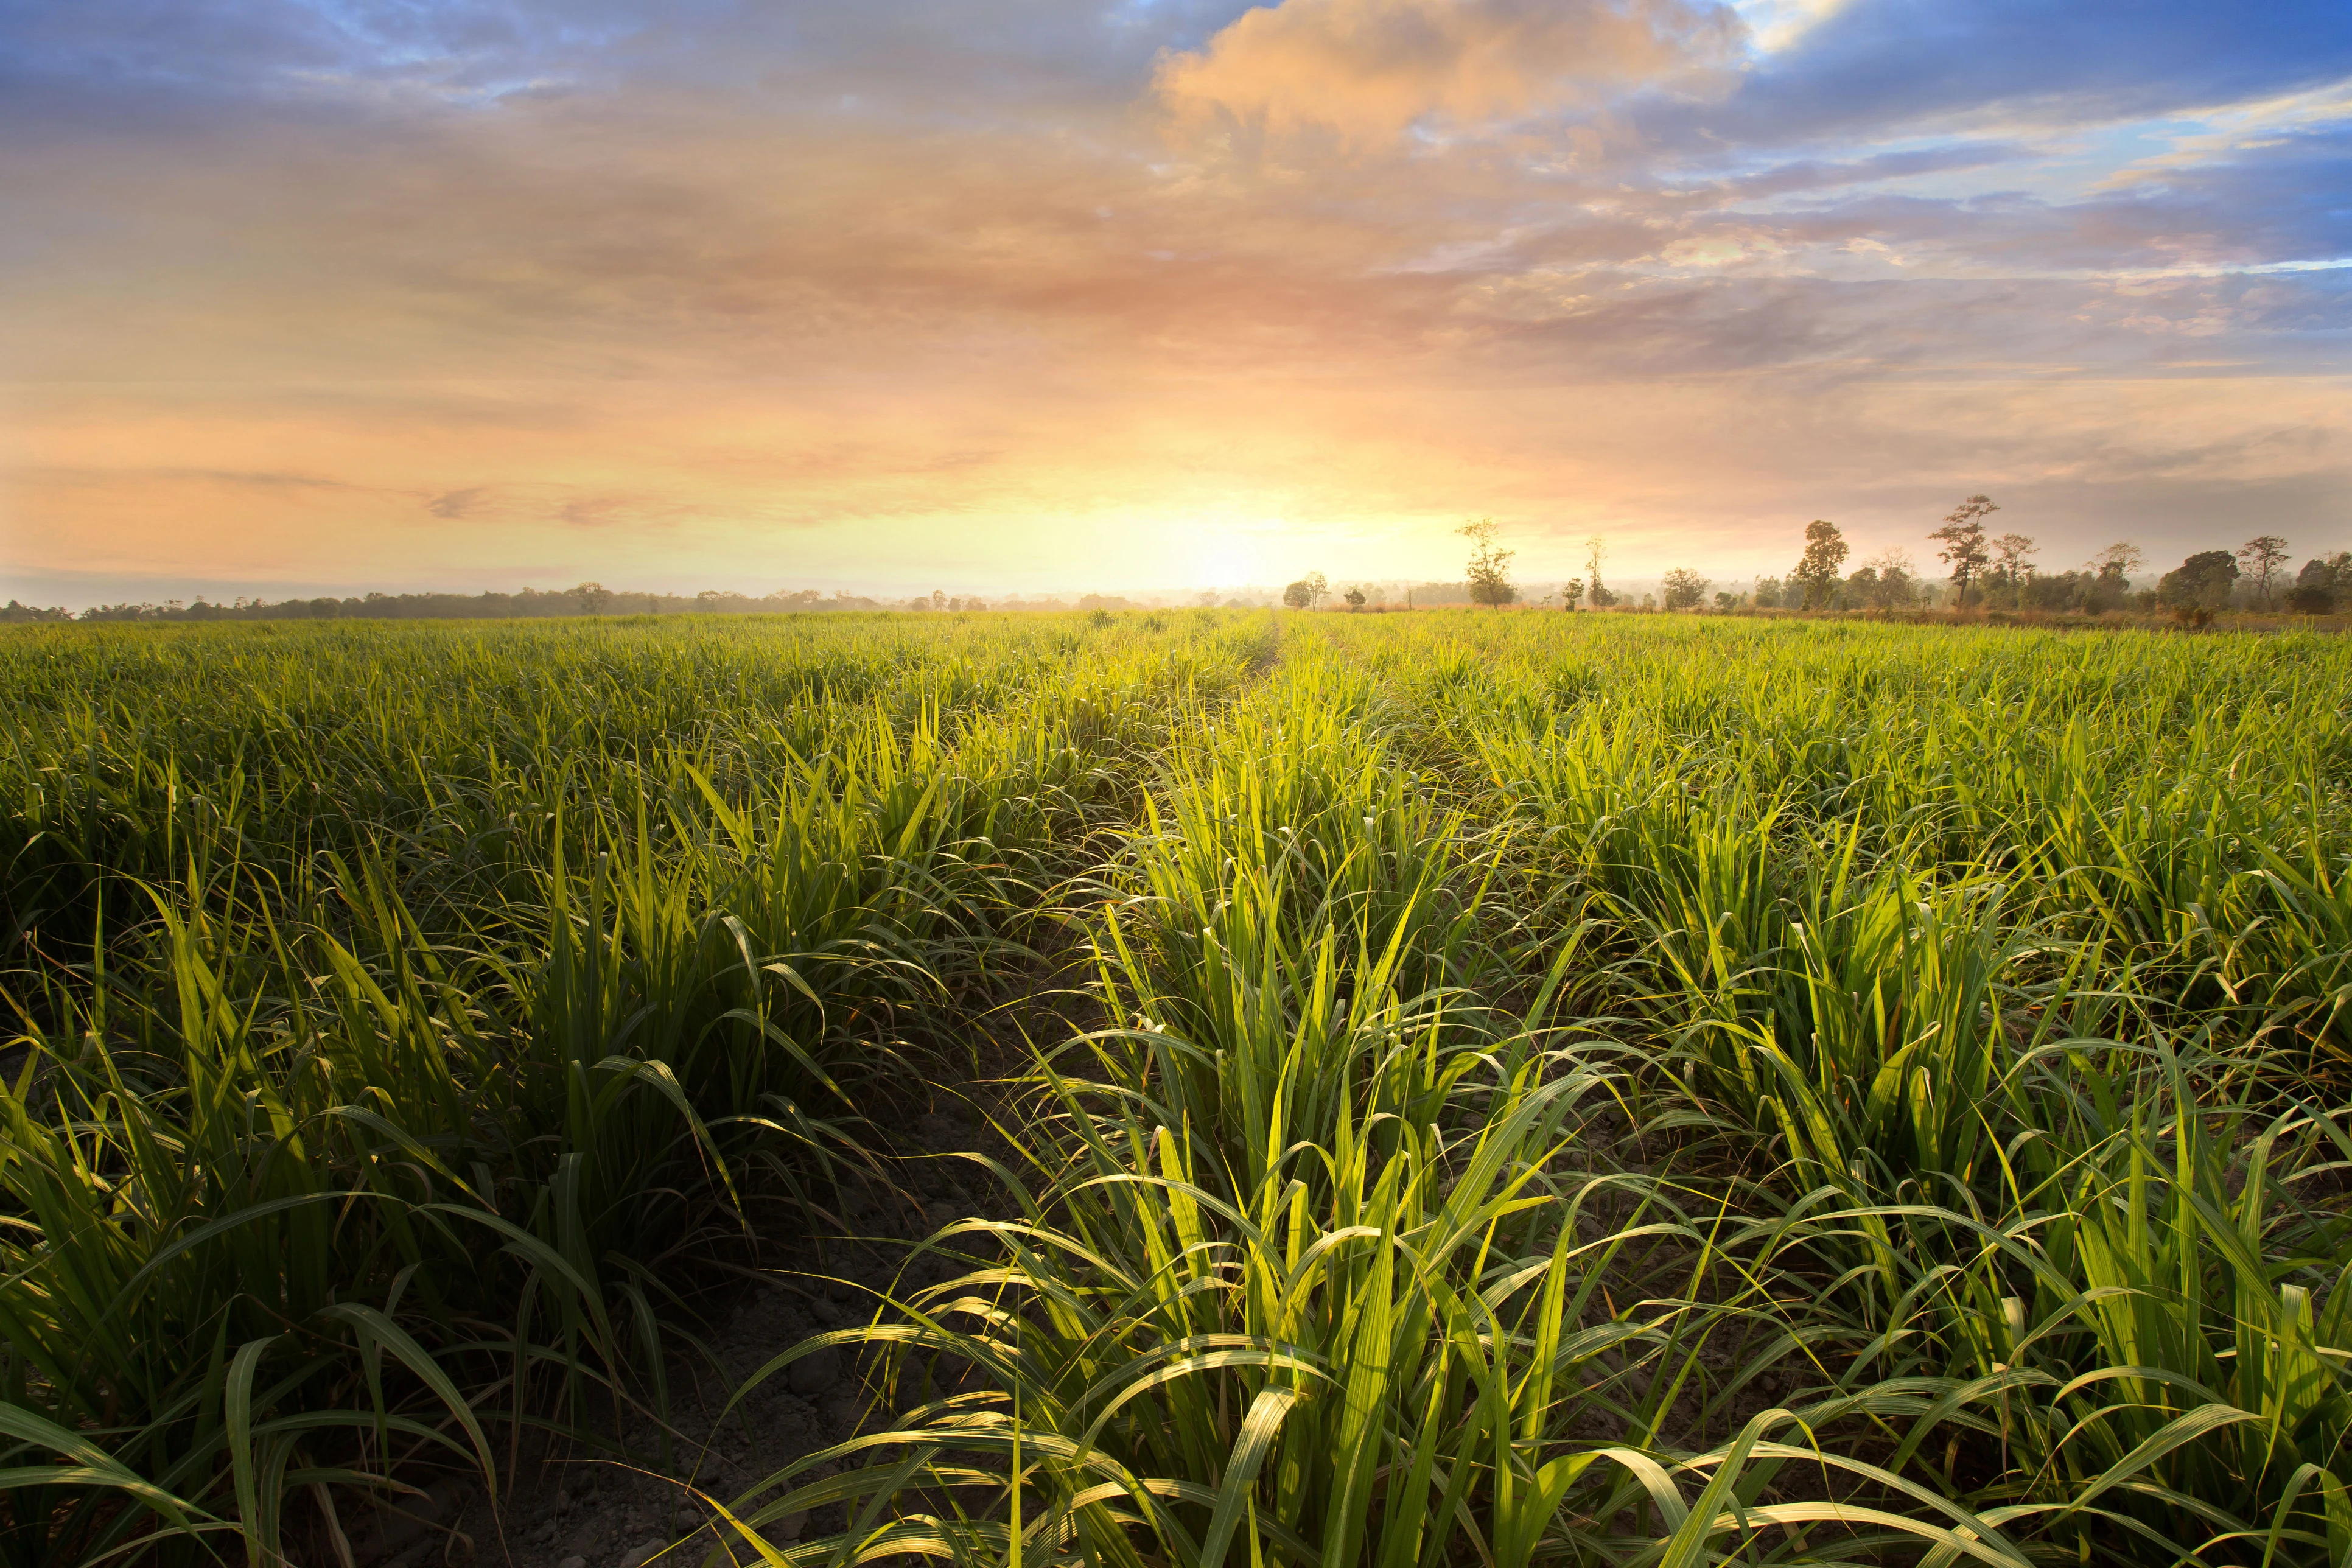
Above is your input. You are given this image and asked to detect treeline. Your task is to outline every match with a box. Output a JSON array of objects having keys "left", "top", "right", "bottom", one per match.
[
  {"left": 0, "top": 583, "right": 1194, "bottom": 626},
  {"left": 1628, "top": 501, "right": 2347, "bottom": 620},
  {"left": 0, "top": 584, "right": 901, "bottom": 625}
]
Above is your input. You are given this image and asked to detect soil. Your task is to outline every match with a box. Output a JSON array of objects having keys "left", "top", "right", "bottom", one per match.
[{"left": 374, "top": 960, "right": 1089, "bottom": 1568}]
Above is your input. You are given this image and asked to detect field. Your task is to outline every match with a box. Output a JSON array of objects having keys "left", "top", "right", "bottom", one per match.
[{"left": 4, "top": 607, "right": 2351, "bottom": 1568}]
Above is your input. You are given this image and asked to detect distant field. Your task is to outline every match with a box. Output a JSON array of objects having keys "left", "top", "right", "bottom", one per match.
[{"left": 5, "top": 609, "right": 2350, "bottom": 1567}]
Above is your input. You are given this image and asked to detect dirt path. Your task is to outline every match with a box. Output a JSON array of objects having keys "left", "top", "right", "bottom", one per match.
[{"left": 387, "top": 959, "right": 1087, "bottom": 1568}]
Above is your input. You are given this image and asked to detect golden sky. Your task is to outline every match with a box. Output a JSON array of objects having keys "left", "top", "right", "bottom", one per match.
[{"left": 4, "top": 0, "right": 2349, "bottom": 603}]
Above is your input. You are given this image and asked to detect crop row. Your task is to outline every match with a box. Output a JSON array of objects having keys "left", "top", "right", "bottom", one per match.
[{"left": 4, "top": 609, "right": 2350, "bottom": 1566}]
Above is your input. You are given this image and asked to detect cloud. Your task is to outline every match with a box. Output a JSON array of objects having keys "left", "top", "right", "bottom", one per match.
[
  {"left": 2, "top": 0, "right": 2350, "bottom": 604},
  {"left": 1154, "top": 0, "right": 1742, "bottom": 139}
]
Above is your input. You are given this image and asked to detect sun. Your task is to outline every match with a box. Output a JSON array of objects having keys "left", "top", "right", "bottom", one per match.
[{"left": 1181, "top": 527, "right": 1270, "bottom": 590}]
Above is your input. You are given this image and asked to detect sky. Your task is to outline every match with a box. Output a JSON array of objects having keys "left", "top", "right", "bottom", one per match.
[{"left": 2, "top": 0, "right": 2348, "bottom": 605}]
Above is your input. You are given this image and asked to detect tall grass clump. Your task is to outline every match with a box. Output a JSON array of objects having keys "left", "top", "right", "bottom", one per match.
[
  {"left": 0, "top": 612, "right": 1264, "bottom": 1562},
  {"left": 714, "top": 637, "right": 2049, "bottom": 1567}
]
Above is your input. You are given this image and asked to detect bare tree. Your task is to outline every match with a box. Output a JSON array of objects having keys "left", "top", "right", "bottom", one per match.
[
  {"left": 1928, "top": 495, "right": 2000, "bottom": 604},
  {"left": 2238, "top": 534, "right": 2290, "bottom": 606}
]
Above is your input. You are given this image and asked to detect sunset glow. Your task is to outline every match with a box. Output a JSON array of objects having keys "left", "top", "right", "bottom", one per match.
[{"left": 4, "top": 0, "right": 2348, "bottom": 603}]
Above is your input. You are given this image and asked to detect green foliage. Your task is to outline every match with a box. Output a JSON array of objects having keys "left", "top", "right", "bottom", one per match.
[
  {"left": 1658, "top": 569, "right": 1710, "bottom": 612},
  {"left": 1458, "top": 520, "right": 1517, "bottom": 608},
  {"left": 2160, "top": 550, "right": 2241, "bottom": 611},
  {"left": 1790, "top": 520, "right": 1849, "bottom": 609}
]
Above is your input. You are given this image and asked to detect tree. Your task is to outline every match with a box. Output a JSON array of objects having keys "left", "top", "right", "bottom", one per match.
[
  {"left": 1989, "top": 533, "right": 2038, "bottom": 606},
  {"left": 2082, "top": 542, "right": 2144, "bottom": 613},
  {"left": 573, "top": 581, "right": 612, "bottom": 615},
  {"left": 2237, "top": 535, "right": 2290, "bottom": 606},
  {"left": 2287, "top": 552, "right": 2350, "bottom": 614},
  {"left": 1790, "top": 519, "right": 1849, "bottom": 609},
  {"left": 1459, "top": 519, "right": 1517, "bottom": 607},
  {"left": 1282, "top": 570, "right": 1329, "bottom": 610},
  {"left": 1928, "top": 495, "right": 1999, "bottom": 604},
  {"left": 1843, "top": 548, "right": 1919, "bottom": 611},
  {"left": 1344, "top": 586, "right": 1367, "bottom": 612},
  {"left": 1660, "top": 567, "right": 1710, "bottom": 611},
  {"left": 1584, "top": 536, "right": 1615, "bottom": 607},
  {"left": 2157, "top": 551, "right": 2239, "bottom": 612},
  {"left": 2089, "top": 541, "right": 2144, "bottom": 579},
  {"left": 1752, "top": 575, "right": 1784, "bottom": 609},
  {"left": 1560, "top": 577, "right": 1584, "bottom": 611}
]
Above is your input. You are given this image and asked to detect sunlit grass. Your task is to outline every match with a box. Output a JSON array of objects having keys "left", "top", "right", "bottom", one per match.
[{"left": 4, "top": 608, "right": 2348, "bottom": 1566}]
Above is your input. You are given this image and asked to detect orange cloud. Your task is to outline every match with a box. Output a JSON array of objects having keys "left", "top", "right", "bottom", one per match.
[{"left": 1155, "top": 0, "right": 1741, "bottom": 139}]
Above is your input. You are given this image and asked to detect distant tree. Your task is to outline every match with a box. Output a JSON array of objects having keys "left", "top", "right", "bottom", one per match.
[
  {"left": 2083, "top": 541, "right": 2144, "bottom": 613},
  {"left": 2158, "top": 550, "right": 2239, "bottom": 612},
  {"left": 2287, "top": 552, "right": 2351, "bottom": 614},
  {"left": 1584, "top": 536, "right": 1615, "bottom": 607},
  {"left": 1928, "top": 495, "right": 1998, "bottom": 603},
  {"left": 573, "top": 581, "right": 612, "bottom": 615},
  {"left": 2089, "top": 541, "right": 2144, "bottom": 578},
  {"left": 1752, "top": 575, "right": 1785, "bottom": 609},
  {"left": 1561, "top": 576, "right": 1584, "bottom": 611},
  {"left": 1713, "top": 590, "right": 1743, "bottom": 611},
  {"left": 1660, "top": 567, "right": 1710, "bottom": 611},
  {"left": 1989, "top": 533, "right": 2039, "bottom": 606},
  {"left": 1344, "top": 586, "right": 1367, "bottom": 612},
  {"left": 1459, "top": 519, "right": 1517, "bottom": 607},
  {"left": 1282, "top": 576, "right": 1318, "bottom": 609},
  {"left": 1791, "top": 520, "right": 1849, "bottom": 609},
  {"left": 2236, "top": 535, "right": 2290, "bottom": 606},
  {"left": 1845, "top": 548, "right": 1919, "bottom": 610}
]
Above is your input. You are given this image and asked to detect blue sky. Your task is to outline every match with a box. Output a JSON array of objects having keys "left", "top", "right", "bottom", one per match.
[{"left": 2, "top": 0, "right": 2347, "bottom": 601}]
